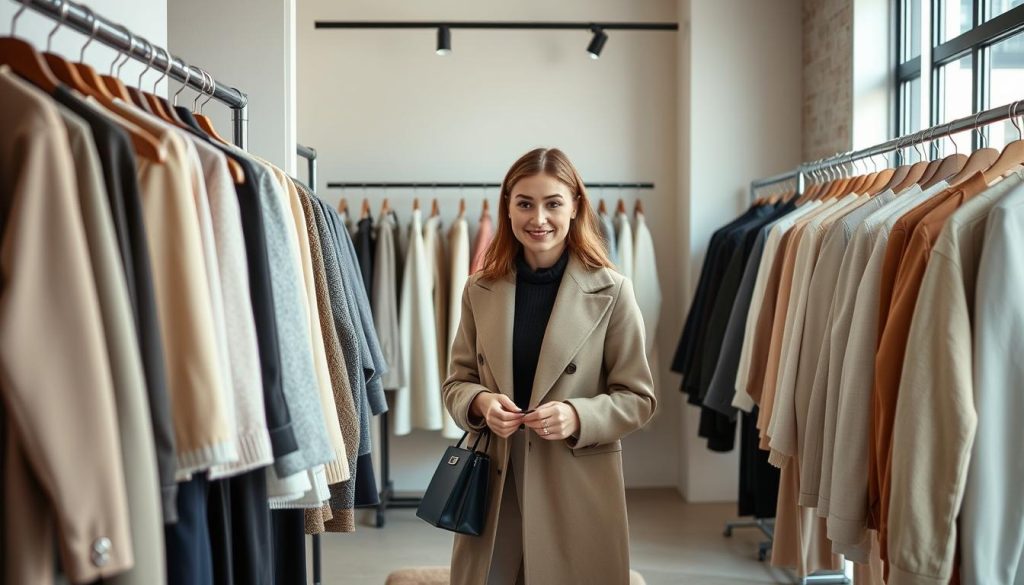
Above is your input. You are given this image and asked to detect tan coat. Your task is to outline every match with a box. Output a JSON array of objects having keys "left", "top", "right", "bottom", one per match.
[{"left": 443, "top": 254, "right": 656, "bottom": 585}]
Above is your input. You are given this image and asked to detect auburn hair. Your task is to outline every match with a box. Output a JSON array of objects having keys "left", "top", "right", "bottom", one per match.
[{"left": 478, "top": 147, "right": 614, "bottom": 281}]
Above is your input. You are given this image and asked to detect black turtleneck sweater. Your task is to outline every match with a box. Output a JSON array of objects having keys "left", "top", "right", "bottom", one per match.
[{"left": 512, "top": 248, "right": 570, "bottom": 410}]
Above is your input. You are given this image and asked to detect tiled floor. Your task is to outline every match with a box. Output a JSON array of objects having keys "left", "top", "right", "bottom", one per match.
[{"left": 312, "top": 488, "right": 798, "bottom": 584}]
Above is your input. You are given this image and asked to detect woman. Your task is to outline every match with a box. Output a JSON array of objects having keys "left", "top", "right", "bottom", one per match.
[{"left": 443, "top": 147, "right": 657, "bottom": 585}]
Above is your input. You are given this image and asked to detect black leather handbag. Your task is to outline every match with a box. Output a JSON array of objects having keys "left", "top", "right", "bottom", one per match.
[{"left": 416, "top": 429, "right": 492, "bottom": 536}]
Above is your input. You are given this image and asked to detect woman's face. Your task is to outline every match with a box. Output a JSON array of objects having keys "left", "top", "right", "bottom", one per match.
[{"left": 508, "top": 174, "right": 577, "bottom": 263}]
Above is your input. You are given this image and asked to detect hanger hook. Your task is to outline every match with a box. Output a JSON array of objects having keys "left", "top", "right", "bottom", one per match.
[
  {"left": 948, "top": 121, "right": 960, "bottom": 155},
  {"left": 973, "top": 110, "right": 987, "bottom": 148},
  {"left": 137, "top": 38, "right": 157, "bottom": 87},
  {"left": 912, "top": 134, "right": 925, "bottom": 163},
  {"left": 1012, "top": 101, "right": 1023, "bottom": 141},
  {"left": 11, "top": 0, "right": 30, "bottom": 37},
  {"left": 110, "top": 25, "right": 130, "bottom": 75},
  {"left": 173, "top": 62, "right": 193, "bottom": 106},
  {"left": 153, "top": 46, "right": 172, "bottom": 93},
  {"left": 200, "top": 70, "right": 216, "bottom": 112},
  {"left": 79, "top": 6, "right": 100, "bottom": 62},
  {"left": 46, "top": 1, "right": 69, "bottom": 52},
  {"left": 193, "top": 69, "right": 209, "bottom": 110}
]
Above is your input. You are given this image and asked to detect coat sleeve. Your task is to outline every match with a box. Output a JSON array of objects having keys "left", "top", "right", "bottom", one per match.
[
  {"left": 0, "top": 105, "right": 133, "bottom": 581},
  {"left": 565, "top": 278, "right": 657, "bottom": 449},
  {"left": 441, "top": 280, "right": 489, "bottom": 433}
]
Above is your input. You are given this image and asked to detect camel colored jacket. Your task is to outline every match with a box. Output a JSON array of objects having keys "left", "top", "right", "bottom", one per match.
[{"left": 443, "top": 254, "right": 656, "bottom": 585}]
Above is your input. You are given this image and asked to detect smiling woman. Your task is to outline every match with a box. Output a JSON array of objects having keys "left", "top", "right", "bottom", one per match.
[{"left": 441, "top": 147, "right": 657, "bottom": 585}]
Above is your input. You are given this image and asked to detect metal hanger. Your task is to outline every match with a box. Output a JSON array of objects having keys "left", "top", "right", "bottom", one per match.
[{"left": 173, "top": 63, "right": 192, "bottom": 106}]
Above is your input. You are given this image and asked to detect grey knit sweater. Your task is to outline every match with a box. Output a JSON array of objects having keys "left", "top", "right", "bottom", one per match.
[{"left": 224, "top": 145, "right": 333, "bottom": 478}]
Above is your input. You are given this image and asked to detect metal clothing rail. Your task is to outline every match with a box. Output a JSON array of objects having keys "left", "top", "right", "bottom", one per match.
[
  {"left": 15, "top": 0, "right": 249, "bottom": 148},
  {"left": 315, "top": 20, "right": 678, "bottom": 32},
  {"left": 296, "top": 145, "right": 322, "bottom": 585},
  {"left": 297, "top": 143, "right": 318, "bottom": 189},
  {"left": 328, "top": 181, "right": 656, "bottom": 189},
  {"left": 801, "top": 98, "right": 1024, "bottom": 176}
]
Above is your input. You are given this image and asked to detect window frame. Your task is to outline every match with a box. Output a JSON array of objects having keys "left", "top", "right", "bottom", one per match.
[{"left": 895, "top": 0, "right": 1024, "bottom": 148}]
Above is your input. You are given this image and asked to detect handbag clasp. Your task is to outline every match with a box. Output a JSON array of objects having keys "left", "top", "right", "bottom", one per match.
[{"left": 448, "top": 455, "right": 460, "bottom": 465}]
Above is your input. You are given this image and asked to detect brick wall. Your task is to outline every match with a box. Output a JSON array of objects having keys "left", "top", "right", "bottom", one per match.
[{"left": 803, "top": 0, "right": 853, "bottom": 161}]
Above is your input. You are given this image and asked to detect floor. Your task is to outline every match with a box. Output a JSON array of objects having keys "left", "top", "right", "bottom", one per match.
[{"left": 312, "top": 488, "right": 798, "bottom": 584}]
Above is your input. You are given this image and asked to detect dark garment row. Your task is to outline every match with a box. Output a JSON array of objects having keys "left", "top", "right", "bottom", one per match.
[{"left": 673, "top": 201, "right": 792, "bottom": 518}]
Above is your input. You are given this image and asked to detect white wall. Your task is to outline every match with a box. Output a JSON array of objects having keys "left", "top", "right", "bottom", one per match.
[
  {"left": 168, "top": 0, "right": 296, "bottom": 173},
  {"left": 677, "top": 0, "right": 803, "bottom": 502},
  {"left": 0, "top": 0, "right": 167, "bottom": 94},
  {"left": 298, "top": 0, "right": 683, "bottom": 493}
]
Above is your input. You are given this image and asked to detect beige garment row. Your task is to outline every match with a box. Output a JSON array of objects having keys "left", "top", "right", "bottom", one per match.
[{"left": 732, "top": 160, "right": 1024, "bottom": 585}]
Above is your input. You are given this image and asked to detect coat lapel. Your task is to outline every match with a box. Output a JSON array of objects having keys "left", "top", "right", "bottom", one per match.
[
  {"left": 529, "top": 255, "right": 615, "bottom": 409},
  {"left": 472, "top": 274, "right": 516, "bottom": 401}
]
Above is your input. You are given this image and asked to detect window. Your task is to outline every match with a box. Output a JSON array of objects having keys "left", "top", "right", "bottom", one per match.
[{"left": 895, "top": 0, "right": 1024, "bottom": 149}]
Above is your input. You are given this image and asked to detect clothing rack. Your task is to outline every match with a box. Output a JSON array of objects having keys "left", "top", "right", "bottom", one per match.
[
  {"left": 14, "top": 0, "right": 249, "bottom": 148},
  {"left": 732, "top": 98, "right": 1024, "bottom": 585},
  {"left": 296, "top": 144, "right": 322, "bottom": 585},
  {"left": 298, "top": 143, "right": 318, "bottom": 188}
]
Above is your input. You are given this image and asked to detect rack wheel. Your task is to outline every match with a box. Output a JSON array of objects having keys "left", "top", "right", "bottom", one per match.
[
  {"left": 376, "top": 510, "right": 386, "bottom": 528},
  {"left": 724, "top": 526, "right": 733, "bottom": 537}
]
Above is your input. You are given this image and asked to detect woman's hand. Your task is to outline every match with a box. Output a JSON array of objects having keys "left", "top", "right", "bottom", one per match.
[
  {"left": 523, "top": 402, "right": 580, "bottom": 441},
  {"left": 470, "top": 392, "right": 524, "bottom": 438}
]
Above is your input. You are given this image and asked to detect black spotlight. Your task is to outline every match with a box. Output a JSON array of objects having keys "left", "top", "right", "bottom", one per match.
[
  {"left": 587, "top": 26, "right": 608, "bottom": 59},
  {"left": 437, "top": 25, "right": 451, "bottom": 55}
]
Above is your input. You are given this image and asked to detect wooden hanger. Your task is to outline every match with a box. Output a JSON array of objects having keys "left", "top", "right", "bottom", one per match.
[
  {"left": 39, "top": 7, "right": 91, "bottom": 94},
  {"left": 413, "top": 197, "right": 420, "bottom": 211},
  {"left": 458, "top": 198, "right": 466, "bottom": 217},
  {"left": 192, "top": 69, "right": 232, "bottom": 145},
  {"left": 481, "top": 198, "right": 490, "bottom": 220},
  {"left": 337, "top": 197, "right": 348, "bottom": 215},
  {"left": 142, "top": 48, "right": 182, "bottom": 123},
  {"left": 598, "top": 199, "right": 607, "bottom": 214},
  {"left": 982, "top": 102, "right": 1024, "bottom": 180},
  {"left": 945, "top": 121, "right": 999, "bottom": 186},
  {"left": 890, "top": 142, "right": 932, "bottom": 193},
  {"left": 634, "top": 199, "right": 644, "bottom": 216},
  {"left": 100, "top": 45, "right": 132, "bottom": 100},
  {"left": 42, "top": 13, "right": 162, "bottom": 162},
  {"left": 615, "top": 199, "right": 626, "bottom": 214},
  {"left": 918, "top": 124, "right": 968, "bottom": 188},
  {"left": 360, "top": 198, "right": 370, "bottom": 219},
  {"left": 380, "top": 198, "right": 391, "bottom": 216},
  {"left": 0, "top": 2, "right": 60, "bottom": 92},
  {"left": 431, "top": 198, "right": 440, "bottom": 217},
  {"left": 877, "top": 148, "right": 913, "bottom": 194}
]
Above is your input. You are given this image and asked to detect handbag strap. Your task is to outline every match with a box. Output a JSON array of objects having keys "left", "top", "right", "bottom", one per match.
[
  {"left": 470, "top": 428, "right": 491, "bottom": 453},
  {"left": 456, "top": 429, "right": 492, "bottom": 453}
]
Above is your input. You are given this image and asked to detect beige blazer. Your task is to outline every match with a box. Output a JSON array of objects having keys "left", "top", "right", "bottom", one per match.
[
  {"left": 0, "top": 68, "right": 133, "bottom": 583},
  {"left": 443, "top": 254, "right": 656, "bottom": 585}
]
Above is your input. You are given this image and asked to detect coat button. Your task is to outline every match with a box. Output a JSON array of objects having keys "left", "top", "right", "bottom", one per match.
[
  {"left": 478, "top": 353, "right": 485, "bottom": 365},
  {"left": 566, "top": 362, "right": 577, "bottom": 375},
  {"left": 91, "top": 537, "right": 112, "bottom": 567}
]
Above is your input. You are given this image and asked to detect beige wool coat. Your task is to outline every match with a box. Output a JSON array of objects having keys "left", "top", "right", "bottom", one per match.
[{"left": 443, "top": 253, "right": 657, "bottom": 585}]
